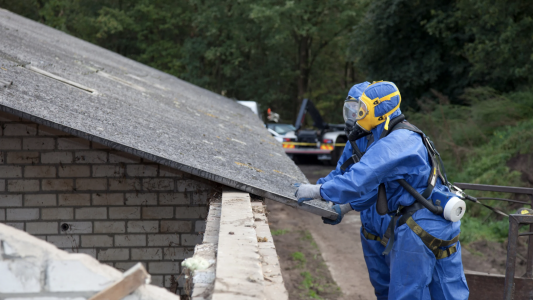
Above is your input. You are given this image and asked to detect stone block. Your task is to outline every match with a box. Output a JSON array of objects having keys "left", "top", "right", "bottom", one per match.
[
  {"left": 0, "top": 194, "right": 23, "bottom": 207},
  {"left": 47, "top": 235, "right": 79, "bottom": 248},
  {"left": 150, "top": 275, "right": 164, "bottom": 287},
  {"left": 181, "top": 234, "right": 203, "bottom": 246},
  {"left": 147, "top": 234, "right": 180, "bottom": 246},
  {"left": 176, "top": 179, "right": 212, "bottom": 192},
  {"left": 42, "top": 208, "right": 73, "bottom": 220},
  {"left": 93, "top": 193, "right": 124, "bottom": 206},
  {"left": 109, "top": 178, "right": 141, "bottom": 191},
  {"left": 159, "top": 193, "right": 189, "bottom": 205},
  {"left": 143, "top": 178, "right": 174, "bottom": 191},
  {"left": 75, "top": 207, "right": 107, "bottom": 219},
  {"left": 76, "top": 178, "right": 107, "bottom": 191},
  {"left": 22, "top": 137, "right": 55, "bottom": 150},
  {"left": 6, "top": 208, "right": 39, "bottom": 220},
  {"left": 41, "top": 151, "right": 73, "bottom": 164},
  {"left": 61, "top": 222, "right": 93, "bottom": 234},
  {"left": 127, "top": 220, "right": 158, "bottom": 233},
  {"left": 195, "top": 220, "right": 206, "bottom": 232},
  {"left": 0, "top": 138, "right": 21, "bottom": 150},
  {"left": 148, "top": 262, "right": 180, "bottom": 274},
  {"left": 109, "top": 207, "right": 140, "bottom": 219},
  {"left": 24, "top": 165, "right": 56, "bottom": 178},
  {"left": 0, "top": 208, "right": 4, "bottom": 221},
  {"left": 7, "top": 151, "right": 39, "bottom": 164},
  {"left": 0, "top": 179, "right": 5, "bottom": 191},
  {"left": 58, "top": 165, "right": 90, "bottom": 177},
  {"left": 191, "top": 191, "right": 210, "bottom": 204},
  {"left": 3, "top": 123, "right": 37, "bottom": 136},
  {"left": 115, "top": 234, "right": 146, "bottom": 246},
  {"left": 7, "top": 179, "right": 39, "bottom": 192},
  {"left": 94, "top": 221, "right": 125, "bottom": 233},
  {"left": 57, "top": 138, "right": 90, "bottom": 150},
  {"left": 47, "top": 259, "right": 116, "bottom": 292},
  {"left": 161, "top": 221, "right": 192, "bottom": 233},
  {"left": 142, "top": 207, "right": 174, "bottom": 219},
  {"left": 159, "top": 166, "right": 185, "bottom": 177},
  {"left": 0, "top": 260, "right": 41, "bottom": 293},
  {"left": 6, "top": 222, "right": 24, "bottom": 230},
  {"left": 38, "top": 124, "right": 69, "bottom": 136},
  {"left": 125, "top": 193, "right": 156, "bottom": 205},
  {"left": 0, "top": 166, "right": 22, "bottom": 178},
  {"left": 24, "top": 194, "right": 57, "bottom": 206},
  {"left": 163, "top": 247, "right": 194, "bottom": 260},
  {"left": 82, "top": 235, "right": 113, "bottom": 247},
  {"left": 75, "top": 151, "right": 107, "bottom": 164},
  {"left": 115, "top": 262, "right": 140, "bottom": 272},
  {"left": 59, "top": 194, "right": 91, "bottom": 206},
  {"left": 93, "top": 164, "right": 125, "bottom": 177},
  {"left": 26, "top": 222, "right": 58, "bottom": 234},
  {"left": 131, "top": 248, "right": 162, "bottom": 260},
  {"left": 109, "top": 152, "right": 140, "bottom": 163},
  {"left": 127, "top": 164, "right": 158, "bottom": 177},
  {"left": 42, "top": 179, "right": 74, "bottom": 191},
  {"left": 78, "top": 248, "right": 97, "bottom": 258},
  {"left": 175, "top": 207, "right": 208, "bottom": 219},
  {"left": 98, "top": 248, "right": 129, "bottom": 261}
]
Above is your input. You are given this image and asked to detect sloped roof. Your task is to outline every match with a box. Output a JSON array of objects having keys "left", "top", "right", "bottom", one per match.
[{"left": 0, "top": 9, "right": 336, "bottom": 218}]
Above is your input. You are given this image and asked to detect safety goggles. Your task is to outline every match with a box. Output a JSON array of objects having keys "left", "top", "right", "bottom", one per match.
[{"left": 343, "top": 96, "right": 369, "bottom": 123}]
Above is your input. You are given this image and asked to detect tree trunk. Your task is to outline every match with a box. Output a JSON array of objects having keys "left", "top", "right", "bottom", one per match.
[{"left": 296, "top": 36, "right": 310, "bottom": 118}]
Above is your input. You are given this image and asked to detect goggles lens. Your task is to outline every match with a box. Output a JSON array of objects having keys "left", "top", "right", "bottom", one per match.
[{"left": 343, "top": 96, "right": 369, "bottom": 123}]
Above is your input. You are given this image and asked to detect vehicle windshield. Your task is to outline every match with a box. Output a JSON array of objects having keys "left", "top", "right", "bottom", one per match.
[{"left": 267, "top": 124, "right": 296, "bottom": 135}]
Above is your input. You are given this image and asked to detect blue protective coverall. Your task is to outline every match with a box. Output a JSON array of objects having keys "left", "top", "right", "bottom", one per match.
[{"left": 319, "top": 110, "right": 469, "bottom": 300}]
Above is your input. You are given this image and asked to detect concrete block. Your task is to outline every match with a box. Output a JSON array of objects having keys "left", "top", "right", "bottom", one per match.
[
  {"left": 115, "top": 261, "right": 140, "bottom": 272},
  {"left": 147, "top": 234, "right": 180, "bottom": 246},
  {"left": 22, "top": 137, "right": 55, "bottom": 150},
  {"left": 6, "top": 222, "right": 24, "bottom": 230},
  {"left": 161, "top": 221, "right": 192, "bottom": 233},
  {"left": 7, "top": 179, "right": 39, "bottom": 192},
  {"left": 75, "top": 151, "right": 107, "bottom": 164},
  {"left": 0, "top": 260, "right": 41, "bottom": 293},
  {"left": 92, "top": 142, "right": 112, "bottom": 150},
  {"left": 0, "top": 194, "right": 23, "bottom": 207},
  {"left": 26, "top": 222, "right": 58, "bottom": 234},
  {"left": 125, "top": 193, "right": 157, "bottom": 205},
  {"left": 47, "top": 259, "right": 116, "bottom": 292},
  {"left": 159, "top": 193, "right": 189, "bottom": 205},
  {"left": 93, "top": 193, "right": 124, "bottom": 205},
  {"left": 0, "top": 152, "right": 4, "bottom": 164},
  {"left": 0, "top": 138, "right": 21, "bottom": 150},
  {"left": 6, "top": 208, "right": 39, "bottom": 220},
  {"left": 7, "top": 151, "right": 39, "bottom": 164},
  {"left": 58, "top": 165, "right": 90, "bottom": 177},
  {"left": 76, "top": 178, "right": 107, "bottom": 191},
  {"left": 115, "top": 234, "right": 146, "bottom": 246},
  {"left": 151, "top": 275, "right": 164, "bottom": 287},
  {"left": 0, "top": 208, "right": 4, "bottom": 220},
  {"left": 24, "top": 165, "right": 56, "bottom": 178},
  {"left": 149, "top": 262, "right": 180, "bottom": 274},
  {"left": 57, "top": 138, "right": 90, "bottom": 150},
  {"left": 159, "top": 166, "right": 185, "bottom": 177},
  {"left": 38, "top": 124, "right": 69, "bottom": 136},
  {"left": 94, "top": 221, "right": 125, "bottom": 233},
  {"left": 61, "top": 222, "right": 92, "bottom": 234},
  {"left": 143, "top": 178, "right": 174, "bottom": 191},
  {"left": 47, "top": 235, "right": 79, "bottom": 248},
  {"left": 192, "top": 191, "right": 210, "bottom": 204},
  {"left": 75, "top": 207, "right": 107, "bottom": 219},
  {"left": 109, "top": 178, "right": 141, "bottom": 191},
  {"left": 78, "top": 248, "right": 97, "bottom": 258},
  {"left": 163, "top": 247, "right": 194, "bottom": 260},
  {"left": 59, "top": 194, "right": 91, "bottom": 206},
  {"left": 42, "top": 208, "right": 73, "bottom": 220},
  {"left": 0, "top": 179, "right": 5, "bottom": 191},
  {"left": 24, "top": 194, "right": 57, "bottom": 206},
  {"left": 0, "top": 165, "right": 22, "bottom": 178},
  {"left": 41, "top": 151, "right": 73, "bottom": 164},
  {"left": 0, "top": 111, "right": 20, "bottom": 121},
  {"left": 93, "top": 164, "right": 124, "bottom": 177},
  {"left": 98, "top": 248, "right": 129, "bottom": 261},
  {"left": 109, "top": 207, "right": 140, "bottom": 219},
  {"left": 42, "top": 179, "right": 74, "bottom": 191},
  {"left": 127, "top": 164, "right": 158, "bottom": 177},
  {"left": 127, "top": 220, "right": 158, "bottom": 233},
  {"left": 82, "top": 235, "right": 113, "bottom": 247},
  {"left": 195, "top": 220, "right": 206, "bottom": 232},
  {"left": 109, "top": 152, "right": 140, "bottom": 163},
  {"left": 181, "top": 234, "right": 203, "bottom": 246},
  {"left": 175, "top": 207, "right": 208, "bottom": 219},
  {"left": 3, "top": 123, "right": 37, "bottom": 136},
  {"left": 131, "top": 248, "right": 162, "bottom": 260},
  {"left": 142, "top": 207, "right": 174, "bottom": 219},
  {"left": 176, "top": 179, "right": 212, "bottom": 192}
]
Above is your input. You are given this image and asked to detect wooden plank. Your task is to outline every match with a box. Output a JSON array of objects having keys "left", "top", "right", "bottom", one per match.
[
  {"left": 465, "top": 270, "right": 533, "bottom": 300},
  {"left": 88, "top": 263, "right": 150, "bottom": 300}
]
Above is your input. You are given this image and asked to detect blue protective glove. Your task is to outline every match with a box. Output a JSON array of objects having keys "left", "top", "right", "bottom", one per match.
[
  {"left": 293, "top": 183, "right": 322, "bottom": 205},
  {"left": 322, "top": 203, "right": 352, "bottom": 225}
]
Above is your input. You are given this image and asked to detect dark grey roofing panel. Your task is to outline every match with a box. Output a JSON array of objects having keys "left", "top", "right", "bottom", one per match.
[{"left": 0, "top": 9, "right": 337, "bottom": 219}]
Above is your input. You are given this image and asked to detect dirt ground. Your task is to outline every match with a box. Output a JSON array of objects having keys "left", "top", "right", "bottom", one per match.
[{"left": 268, "top": 161, "right": 528, "bottom": 299}]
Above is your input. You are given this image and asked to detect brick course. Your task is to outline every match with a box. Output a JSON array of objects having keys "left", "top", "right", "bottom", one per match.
[{"left": 0, "top": 116, "right": 215, "bottom": 295}]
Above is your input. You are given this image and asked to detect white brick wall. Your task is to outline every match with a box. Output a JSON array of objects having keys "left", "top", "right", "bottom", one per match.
[{"left": 0, "top": 113, "right": 214, "bottom": 295}]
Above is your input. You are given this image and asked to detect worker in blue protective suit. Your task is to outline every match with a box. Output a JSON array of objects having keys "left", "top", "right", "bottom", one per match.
[
  {"left": 313, "top": 82, "right": 391, "bottom": 300},
  {"left": 295, "top": 81, "right": 469, "bottom": 300}
]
